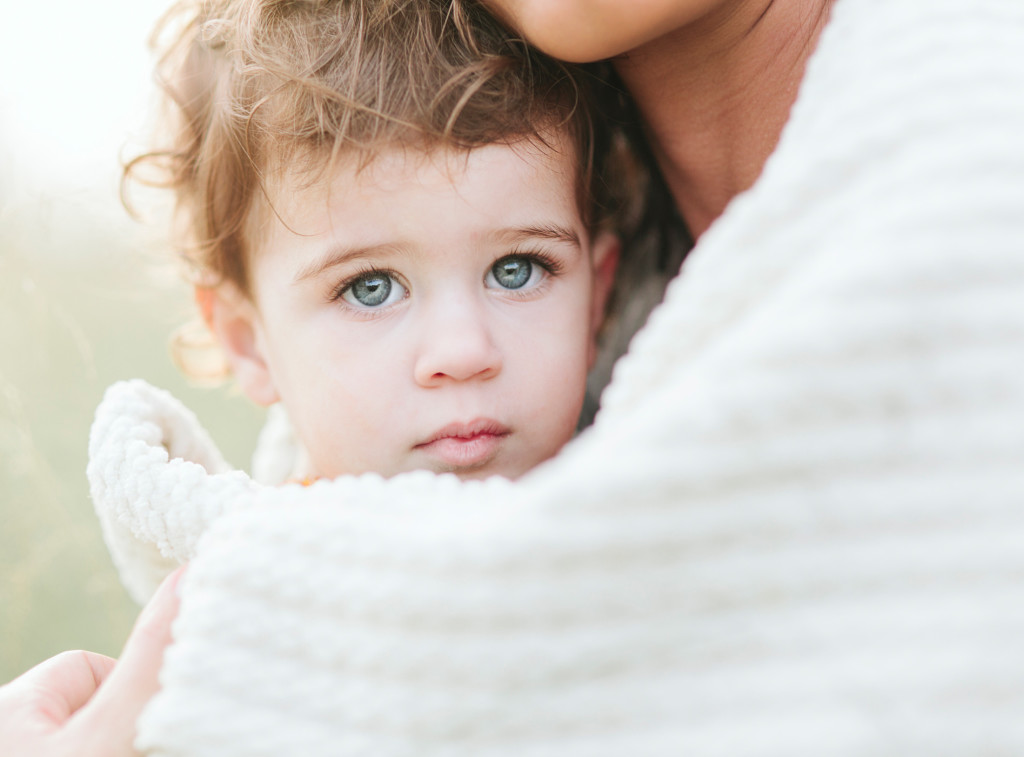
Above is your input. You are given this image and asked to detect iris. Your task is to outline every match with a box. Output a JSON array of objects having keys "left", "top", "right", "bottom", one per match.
[
  {"left": 349, "top": 274, "right": 391, "bottom": 306},
  {"left": 491, "top": 257, "right": 532, "bottom": 289}
]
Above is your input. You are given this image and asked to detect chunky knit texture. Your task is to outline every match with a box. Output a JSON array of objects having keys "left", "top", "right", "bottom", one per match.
[{"left": 88, "top": 0, "right": 1024, "bottom": 753}]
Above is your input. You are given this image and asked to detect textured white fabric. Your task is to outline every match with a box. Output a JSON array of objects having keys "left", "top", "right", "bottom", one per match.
[
  {"left": 89, "top": 380, "right": 261, "bottom": 603},
  {"left": 87, "top": 0, "right": 1024, "bottom": 753}
]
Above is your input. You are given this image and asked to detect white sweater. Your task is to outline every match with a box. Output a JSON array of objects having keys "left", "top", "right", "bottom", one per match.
[{"left": 87, "top": 0, "right": 1024, "bottom": 754}]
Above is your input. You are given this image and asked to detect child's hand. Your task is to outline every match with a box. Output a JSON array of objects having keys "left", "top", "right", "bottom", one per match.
[{"left": 0, "top": 567, "right": 183, "bottom": 757}]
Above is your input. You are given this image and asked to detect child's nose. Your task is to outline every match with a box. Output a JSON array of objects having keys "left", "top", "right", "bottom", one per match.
[{"left": 413, "top": 300, "right": 502, "bottom": 386}]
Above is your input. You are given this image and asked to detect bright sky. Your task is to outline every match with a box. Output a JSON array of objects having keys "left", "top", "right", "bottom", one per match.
[{"left": 0, "top": 0, "right": 169, "bottom": 224}]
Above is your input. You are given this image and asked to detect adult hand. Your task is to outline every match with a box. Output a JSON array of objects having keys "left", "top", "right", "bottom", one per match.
[{"left": 0, "top": 566, "right": 183, "bottom": 757}]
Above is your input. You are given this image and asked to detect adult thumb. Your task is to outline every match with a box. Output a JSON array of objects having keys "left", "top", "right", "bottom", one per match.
[{"left": 68, "top": 566, "right": 184, "bottom": 756}]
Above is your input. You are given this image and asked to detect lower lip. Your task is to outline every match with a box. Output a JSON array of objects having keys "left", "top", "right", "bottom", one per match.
[{"left": 416, "top": 433, "right": 506, "bottom": 469}]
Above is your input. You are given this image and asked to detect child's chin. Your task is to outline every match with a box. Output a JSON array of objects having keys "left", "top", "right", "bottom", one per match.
[
  {"left": 450, "top": 466, "right": 516, "bottom": 482},
  {"left": 314, "top": 455, "right": 531, "bottom": 482}
]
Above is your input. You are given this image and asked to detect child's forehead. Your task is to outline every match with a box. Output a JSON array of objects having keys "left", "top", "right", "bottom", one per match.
[
  {"left": 249, "top": 135, "right": 587, "bottom": 262},
  {"left": 267, "top": 133, "right": 579, "bottom": 205}
]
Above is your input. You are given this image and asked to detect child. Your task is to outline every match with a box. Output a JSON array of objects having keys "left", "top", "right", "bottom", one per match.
[{"left": 90, "top": 0, "right": 641, "bottom": 601}]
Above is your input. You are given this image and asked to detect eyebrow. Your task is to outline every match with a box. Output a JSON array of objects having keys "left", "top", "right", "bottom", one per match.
[
  {"left": 292, "top": 224, "right": 583, "bottom": 284},
  {"left": 490, "top": 224, "right": 582, "bottom": 249},
  {"left": 292, "top": 243, "right": 402, "bottom": 284}
]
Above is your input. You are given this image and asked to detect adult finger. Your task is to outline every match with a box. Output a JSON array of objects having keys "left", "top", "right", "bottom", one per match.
[
  {"left": 0, "top": 650, "right": 118, "bottom": 728},
  {"left": 67, "top": 566, "right": 184, "bottom": 755},
  {"left": 0, "top": 647, "right": 116, "bottom": 741}
]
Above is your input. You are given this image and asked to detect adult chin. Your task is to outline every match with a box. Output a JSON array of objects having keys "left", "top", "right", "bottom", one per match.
[{"left": 478, "top": 0, "right": 719, "bottom": 62}]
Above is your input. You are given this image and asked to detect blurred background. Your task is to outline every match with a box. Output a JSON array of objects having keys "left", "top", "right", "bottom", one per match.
[{"left": 1, "top": 0, "right": 263, "bottom": 683}]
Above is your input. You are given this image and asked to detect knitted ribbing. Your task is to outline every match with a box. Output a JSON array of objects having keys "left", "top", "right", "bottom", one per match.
[
  {"left": 90, "top": 0, "right": 1024, "bottom": 753},
  {"left": 88, "top": 380, "right": 261, "bottom": 603}
]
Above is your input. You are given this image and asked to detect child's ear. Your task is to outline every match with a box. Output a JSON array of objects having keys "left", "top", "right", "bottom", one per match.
[
  {"left": 197, "top": 285, "right": 280, "bottom": 406},
  {"left": 588, "top": 231, "right": 621, "bottom": 367}
]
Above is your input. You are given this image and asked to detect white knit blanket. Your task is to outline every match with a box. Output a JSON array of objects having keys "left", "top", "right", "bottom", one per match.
[{"left": 88, "top": 0, "right": 1024, "bottom": 754}]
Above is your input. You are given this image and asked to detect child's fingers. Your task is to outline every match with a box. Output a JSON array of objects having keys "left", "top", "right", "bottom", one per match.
[{"left": 68, "top": 566, "right": 184, "bottom": 755}]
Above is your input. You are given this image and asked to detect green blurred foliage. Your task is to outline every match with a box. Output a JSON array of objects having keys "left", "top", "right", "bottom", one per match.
[{"left": 0, "top": 207, "right": 264, "bottom": 684}]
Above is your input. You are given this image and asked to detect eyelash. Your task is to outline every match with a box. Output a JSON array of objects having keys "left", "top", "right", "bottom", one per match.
[
  {"left": 326, "top": 248, "right": 566, "bottom": 305},
  {"left": 500, "top": 248, "right": 565, "bottom": 278}
]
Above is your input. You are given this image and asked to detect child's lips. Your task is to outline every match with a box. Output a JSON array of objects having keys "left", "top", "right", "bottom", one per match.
[{"left": 415, "top": 420, "right": 510, "bottom": 469}]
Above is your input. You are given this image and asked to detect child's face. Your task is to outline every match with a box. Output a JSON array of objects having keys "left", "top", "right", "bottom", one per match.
[{"left": 211, "top": 137, "right": 618, "bottom": 480}]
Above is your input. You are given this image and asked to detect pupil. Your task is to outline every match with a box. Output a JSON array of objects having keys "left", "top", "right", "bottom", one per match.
[
  {"left": 495, "top": 257, "right": 531, "bottom": 289},
  {"left": 354, "top": 275, "right": 390, "bottom": 306}
]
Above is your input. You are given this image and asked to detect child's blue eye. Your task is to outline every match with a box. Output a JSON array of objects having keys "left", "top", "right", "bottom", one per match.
[
  {"left": 341, "top": 272, "right": 406, "bottom": 308},
  {"left": 488, "top": 256, "right": 535, "bottom": 290}
]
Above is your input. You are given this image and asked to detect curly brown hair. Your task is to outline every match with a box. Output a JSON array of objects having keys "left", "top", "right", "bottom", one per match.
[{"left": 124, "top": 0, "right": 642, "bottom": 297}]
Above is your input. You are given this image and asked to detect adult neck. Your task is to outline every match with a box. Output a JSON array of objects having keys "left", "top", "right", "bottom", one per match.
[{"left": 614, "top": 0, "right": 832, "bottom": 239}]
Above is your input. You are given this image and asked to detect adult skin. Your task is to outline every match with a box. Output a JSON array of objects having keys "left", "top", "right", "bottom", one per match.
[
  {"left": 0, "top": 567, "right": 182, "bottom": 757},
  {"left": 481, "top": 0, "right": 833, "bottom": 239}
]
